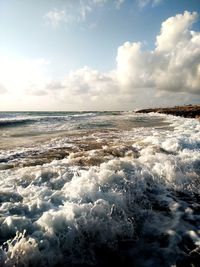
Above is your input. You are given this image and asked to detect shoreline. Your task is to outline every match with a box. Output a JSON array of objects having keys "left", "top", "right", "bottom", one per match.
[{"left": 136, "top": 104, "right": 200, "bottom": 119}]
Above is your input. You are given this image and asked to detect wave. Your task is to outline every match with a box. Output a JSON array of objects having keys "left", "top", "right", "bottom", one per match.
[
  {"left": 0, "top": 114, "right": 200, "bottom": 266},
  {"left": 0, "top": 113, "right": 96, "bottom": 129},
  {"left": 0, "top": 118, "right": 36, "bottom": 128}
]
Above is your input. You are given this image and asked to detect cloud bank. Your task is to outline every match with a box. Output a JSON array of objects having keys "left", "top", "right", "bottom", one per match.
[{"left": 1, "top": 11, "right": 200, "bottom": 110}]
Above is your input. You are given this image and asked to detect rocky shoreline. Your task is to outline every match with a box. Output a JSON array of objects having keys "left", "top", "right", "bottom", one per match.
[{"left": 136, "top": 104, "right": 200, "bottom": 119}]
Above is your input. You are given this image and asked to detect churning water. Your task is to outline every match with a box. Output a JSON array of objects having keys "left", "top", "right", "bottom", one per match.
[{"left": 0, "top": 111, "right": 200, "bottom": 266}]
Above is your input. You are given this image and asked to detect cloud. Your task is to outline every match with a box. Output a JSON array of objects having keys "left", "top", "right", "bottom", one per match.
[
  {"left": 116, "top": 11, "right": 200, "bottom": 95},
  {"left": 115, "top": 0, "right": 125, "bottom": 9},
  {"left": 63, "top": 67, "right": 118, "bottom": 96},
  {"left": 137, "top": 0, "right": 162, "bottom": 8},
  {"left": 28, "top": 89, "right": 47, "bottom": 96},
  {"left": 0, "top": 83, "right": 7, "bottom": 94},
  {"left": 1, "top": 11, "right": 200, "bottom": 110},
  {"left": 0, "top": 56, "right": 50, "bottom": 96},
  {"left": 45, "top": 67, "right": 122, "bottom": 110},
  {"left": 156, "top": 11, "right": 198, "bottom": 51},
  {"left": 154, "top": 11, "right": 200, "bottom": 93},
  {"left": 41, "top": 11, "right": 200, "bottom": 109},
  {"left": 45, "top": 81, "right": 65, "bottom": 90},
  {"left": 44, "top": 9, "right": 67, "bottom": 28},
  {"left": 116, "top": 42, "right": 154, "bottom": 89},
  {"left": 44, "top": 0, "right": 125, "bottom": 28}
]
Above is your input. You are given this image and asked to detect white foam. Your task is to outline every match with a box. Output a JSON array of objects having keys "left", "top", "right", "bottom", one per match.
[{"left": 0, "top": 113, "right": 200, "bottom": 266}]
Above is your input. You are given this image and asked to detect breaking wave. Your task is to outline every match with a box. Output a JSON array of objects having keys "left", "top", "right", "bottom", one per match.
[{"left": 0, "top": 112, "right": 200, "bottom": 266}]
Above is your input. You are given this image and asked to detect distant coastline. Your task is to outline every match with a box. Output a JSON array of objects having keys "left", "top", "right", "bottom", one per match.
[{"left": 136, "top": 104, "right": 200, "bottom": 119}]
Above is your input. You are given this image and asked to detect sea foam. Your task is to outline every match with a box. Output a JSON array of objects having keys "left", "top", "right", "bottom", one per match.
[{"left": 0, "top": 113, "right": 200, "bottom": 266}]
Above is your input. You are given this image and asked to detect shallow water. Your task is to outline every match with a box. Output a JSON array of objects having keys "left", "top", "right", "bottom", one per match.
[{"left": 0, "top": 111, "right": 200, "bottom": 266}]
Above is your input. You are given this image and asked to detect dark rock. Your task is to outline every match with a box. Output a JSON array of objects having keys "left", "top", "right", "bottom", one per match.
[{"left": 136, "top": 105, "right": 200, "bottom": 119}]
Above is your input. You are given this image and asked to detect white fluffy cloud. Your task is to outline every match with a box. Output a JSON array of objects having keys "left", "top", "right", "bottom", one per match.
[
  {"left": 116, "top": 42, "right": 154, "bottom": 89},
  {"left": 154, "top": 11, "right": 200, "bottom": 93},
  {"left": 156, "top": 11, "right": 198, "bottom": 51},
  {"left": 116, "top": 11, "right": 200, "bottom": 95},
  {"left": 1, "top": 11, "right": 200, "bottom": 110},
  {"left": 47, "top": 10, "right": 200, "bottom": 109}
]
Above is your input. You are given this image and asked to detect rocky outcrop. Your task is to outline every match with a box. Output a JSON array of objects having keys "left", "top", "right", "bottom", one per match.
[{"left": 136, "top": 105, "right": 200, "bottom": 119}]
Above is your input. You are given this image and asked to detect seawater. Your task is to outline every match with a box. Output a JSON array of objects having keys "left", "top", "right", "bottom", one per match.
[{"left": 0, "top": 111, "right": 200, "bottom": 267}]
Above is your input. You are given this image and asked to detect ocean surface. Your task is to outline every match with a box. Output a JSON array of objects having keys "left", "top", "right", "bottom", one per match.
[{"left": 0, "top": 111, "right": 200, "bottom": 267}]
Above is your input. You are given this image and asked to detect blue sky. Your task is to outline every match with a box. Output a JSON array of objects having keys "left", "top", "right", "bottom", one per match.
[{"left": 0, "top": 0, "right": 200, "bottom": 110}]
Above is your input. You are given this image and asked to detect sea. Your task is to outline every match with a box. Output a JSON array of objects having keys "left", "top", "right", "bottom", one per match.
[{"left": 0, "top": 111, "right": 200, "bottom": 267}]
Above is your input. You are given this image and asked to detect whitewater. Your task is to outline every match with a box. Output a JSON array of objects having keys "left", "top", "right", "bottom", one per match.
[{"left": 0, "top": 111, "right": 200, "bottom": 267}]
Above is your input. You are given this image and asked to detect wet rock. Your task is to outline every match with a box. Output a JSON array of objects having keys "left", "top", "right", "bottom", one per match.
[{"left": 136, "top": 105, "right": 200, "bottom": 119}]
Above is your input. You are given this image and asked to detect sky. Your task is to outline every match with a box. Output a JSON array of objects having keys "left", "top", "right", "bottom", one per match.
[{"left": 0, "top": 0, "right": 200, "bottom": 111}]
